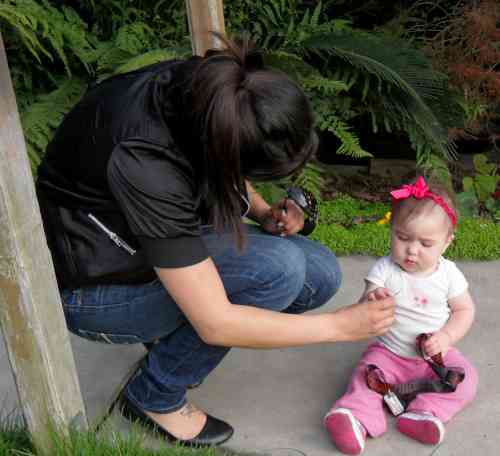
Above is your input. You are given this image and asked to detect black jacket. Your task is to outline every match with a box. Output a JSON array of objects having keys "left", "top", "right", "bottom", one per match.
[{"left": 37, "top": 58, "right": 213, "bottom": 290}]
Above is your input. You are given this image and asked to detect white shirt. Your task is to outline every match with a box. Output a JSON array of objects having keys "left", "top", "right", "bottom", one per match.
[{"left": 366, "top": 256, "right": 468, "bottom": 358}]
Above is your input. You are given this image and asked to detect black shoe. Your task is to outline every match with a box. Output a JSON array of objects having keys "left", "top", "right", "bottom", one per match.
[{"left": 117, "top": 394, "right": 234, "bottom": 447}]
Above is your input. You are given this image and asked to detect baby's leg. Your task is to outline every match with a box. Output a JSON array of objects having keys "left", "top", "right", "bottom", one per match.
[
  {"left": 397, "top": 348, "right": 478, "bottom": 445},
  {"left": 326, "top": 343, "right": 404, "bottom": 438},
  {"left": 406, "top": 348, "right": 478, "bottom": 422}
]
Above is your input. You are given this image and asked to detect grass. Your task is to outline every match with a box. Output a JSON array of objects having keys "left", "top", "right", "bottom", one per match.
[
  {"left": 0, "top": 414, "right": 260, "bottom": 456},
  {"left": 310, "top": 195, "right": 500, "bottom": 260},
  {"left": 0, "top": 418, "right": 33, "bottom": 455}
]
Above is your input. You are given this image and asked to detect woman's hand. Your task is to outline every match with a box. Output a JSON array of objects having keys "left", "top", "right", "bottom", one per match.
[
  {"left": 331, "top": 296, "right": 395, "bottom": 342},
  {"left": 260, "top": 199, "right": 305, "bottom": 236},
  {"left": 366, "top": 287, "right": 392, "bottom": 301}
]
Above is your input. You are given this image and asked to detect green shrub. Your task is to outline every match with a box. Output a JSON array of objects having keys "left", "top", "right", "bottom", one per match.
[
  {"left": 312, "top": 222, "right": 391, "bottom": 257},
  {"left": 447, "top": 218, "right": 500, "bottom": 261}
]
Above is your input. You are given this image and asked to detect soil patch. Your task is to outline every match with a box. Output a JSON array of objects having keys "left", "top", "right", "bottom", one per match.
[{"left": 321, "top": 169, "right": 414, "bottom": 203}]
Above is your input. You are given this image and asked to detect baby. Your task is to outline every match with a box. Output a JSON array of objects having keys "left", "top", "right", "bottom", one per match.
[{"left": 324, "top": 176, "right": 478, "bottom": 455}]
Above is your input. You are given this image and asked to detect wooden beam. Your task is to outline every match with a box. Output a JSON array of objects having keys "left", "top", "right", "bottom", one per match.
[
  {"left": 0, "top": 33, "right": 87, "bottom": 453},
  {"left": 185, "top": 0, "right": 226, "bottom": 56}
]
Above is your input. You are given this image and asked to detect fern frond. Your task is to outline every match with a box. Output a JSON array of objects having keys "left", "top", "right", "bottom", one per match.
[
  {"left": 253, "top": 162, "right": 326, "bottom": 206},
  {"left": 0, "top": 0, "right": 94, "bottom": 76},
  {"left": 264, "top": 49, "right": 365, "bottom": 158},
  {"left": 302, "top": 74, "right": 349, "bottom": 96},
  {"left": 112, "top": 48, "right": 189, "bottom": 76},
  {"left": 0, "top": 2, "right": 50, "bottom": 63},
  {"left": 115, "top": 23, "right": 155, "bottom": 54},
  {"left": 234, "top": 0, "right": 345, "bottom": 50},
  {"left": 20, "top": 78, "right": 86, "bottom": 173},
  {"left": 87, "top": 22, "right": 188, "bottom": 80},
  {"left": 311, "top": 96, "right": 370, "bottom": 159},
  {"left": 333, "top": 120, "right": 371, "bottom": 158},
  {"left": 311, "top": 1, "right": 322, "bottom": 28},
  {"left": 303, "top": 31, "right": 456, "bottom": 160},
  {"left": 88, "top": 41, "right": 130, "bottom": 76},
  {"left": 291, "top": 163, "right": 325, "bottom": 202},
  {"left": 319, "top": 114, "right": 371, "bottom": 159},
  {"left": 418, "top": 154, "right": 452, "bottom": 187},
  {"left": 264, "top": 50, "right": 319, "bottom": 80},
  {"left": 306, "top": 31, "right": 447, "bottom": 98}
]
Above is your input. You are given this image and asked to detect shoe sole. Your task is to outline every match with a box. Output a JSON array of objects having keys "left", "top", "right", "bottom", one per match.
[
  {"left": 397, "top": 412, "right": 444, "bottom": 445},
  {"left": 324, "top": 408, "right": 365, "bottom": 455}
]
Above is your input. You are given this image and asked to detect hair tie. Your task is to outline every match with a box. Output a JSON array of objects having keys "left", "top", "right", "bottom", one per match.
[{"left": 390, "top": 176, "right": 457, "bottom": 226}]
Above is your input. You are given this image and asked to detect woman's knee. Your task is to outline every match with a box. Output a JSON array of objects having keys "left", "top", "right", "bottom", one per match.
[
  {"left": 280, "top": 239, "right": 342, "bottom": 314},
  {"left": 317, "top": 247, "right": 342, "bottom": 302},
  {"left": 255, "top": 239, "right": 307, "bottom": 310},
  {"left": 304, "top": 242, "right": 342, "bottom": 309}
]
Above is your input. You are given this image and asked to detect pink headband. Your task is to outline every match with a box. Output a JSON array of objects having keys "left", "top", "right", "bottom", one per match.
[{"left": 390, "top": 176, "right": 457, "bottom": 226}]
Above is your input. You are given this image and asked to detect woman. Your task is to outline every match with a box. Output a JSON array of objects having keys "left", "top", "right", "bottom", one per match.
[{"left": 36, "top": 36, "right": 395, "bottom": 447}]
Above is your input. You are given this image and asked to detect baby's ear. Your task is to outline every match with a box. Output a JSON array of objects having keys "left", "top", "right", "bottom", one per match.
[{"left": 443, "top": 232, "right": 455, "bottom": 252}]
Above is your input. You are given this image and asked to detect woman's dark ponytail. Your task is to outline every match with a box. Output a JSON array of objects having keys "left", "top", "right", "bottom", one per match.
[{"left": 189, "top": 34, "right": 317, "bottom": 248}]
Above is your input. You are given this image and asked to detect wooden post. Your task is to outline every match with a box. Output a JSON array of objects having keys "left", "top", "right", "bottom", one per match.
[
  {"left": 0, "top": 33, "right": 87, "bottom": 453},
  {"left": 185, "top": 0, "right": 226, "bottom": 56}
]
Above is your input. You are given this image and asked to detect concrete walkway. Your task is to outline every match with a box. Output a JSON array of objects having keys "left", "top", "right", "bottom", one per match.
[{"left": 1, "top": 256, "right": 499, "bottom": 455}]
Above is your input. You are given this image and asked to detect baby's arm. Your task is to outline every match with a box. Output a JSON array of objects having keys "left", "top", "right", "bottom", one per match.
[{"left": 423, "top": 290, "right": 476, "bottom": 357}]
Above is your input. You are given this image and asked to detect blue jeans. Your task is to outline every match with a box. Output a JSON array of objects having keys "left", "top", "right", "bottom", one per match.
[{"left": 61, "top": 225, "right": 341, "bottom": 413}]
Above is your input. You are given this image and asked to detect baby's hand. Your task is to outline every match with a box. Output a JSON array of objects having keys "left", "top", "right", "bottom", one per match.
[
  {"left": 423, "top": 331, "right": 452, "bottom": 357},
  {"left": 366, "top": 287, "right": 392, "bottom": 301}
]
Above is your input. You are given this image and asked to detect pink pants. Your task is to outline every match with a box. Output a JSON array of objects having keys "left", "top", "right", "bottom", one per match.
[{"left": 330, "top": 343, "right": 478, "bottom": 437}]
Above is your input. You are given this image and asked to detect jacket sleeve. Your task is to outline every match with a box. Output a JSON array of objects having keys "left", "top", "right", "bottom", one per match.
[{"left": 108, "top": 138, "right": 209, "bottom": 268}]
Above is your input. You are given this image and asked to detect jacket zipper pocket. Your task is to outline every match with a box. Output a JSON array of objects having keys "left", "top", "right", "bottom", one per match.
[{"left": 88, "top": 213, "right": 136, "bottom": 256}]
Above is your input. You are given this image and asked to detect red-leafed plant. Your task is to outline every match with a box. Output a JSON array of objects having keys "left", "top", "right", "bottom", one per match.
[{"left": 423, "top": 0, "right": 500, "bottom": 143}]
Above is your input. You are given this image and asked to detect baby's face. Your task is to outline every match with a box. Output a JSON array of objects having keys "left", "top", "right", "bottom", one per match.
[{"left": 391, "top": 208, "right": 453, "bottom": 276}]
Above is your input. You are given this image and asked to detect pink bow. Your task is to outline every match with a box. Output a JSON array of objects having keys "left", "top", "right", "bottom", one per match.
[
  {"left": 390, "top": 176, "right": 429, "bottom": 200},
  {"left": 390, "top": 176, "right": 457, "bottom": 226}
]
